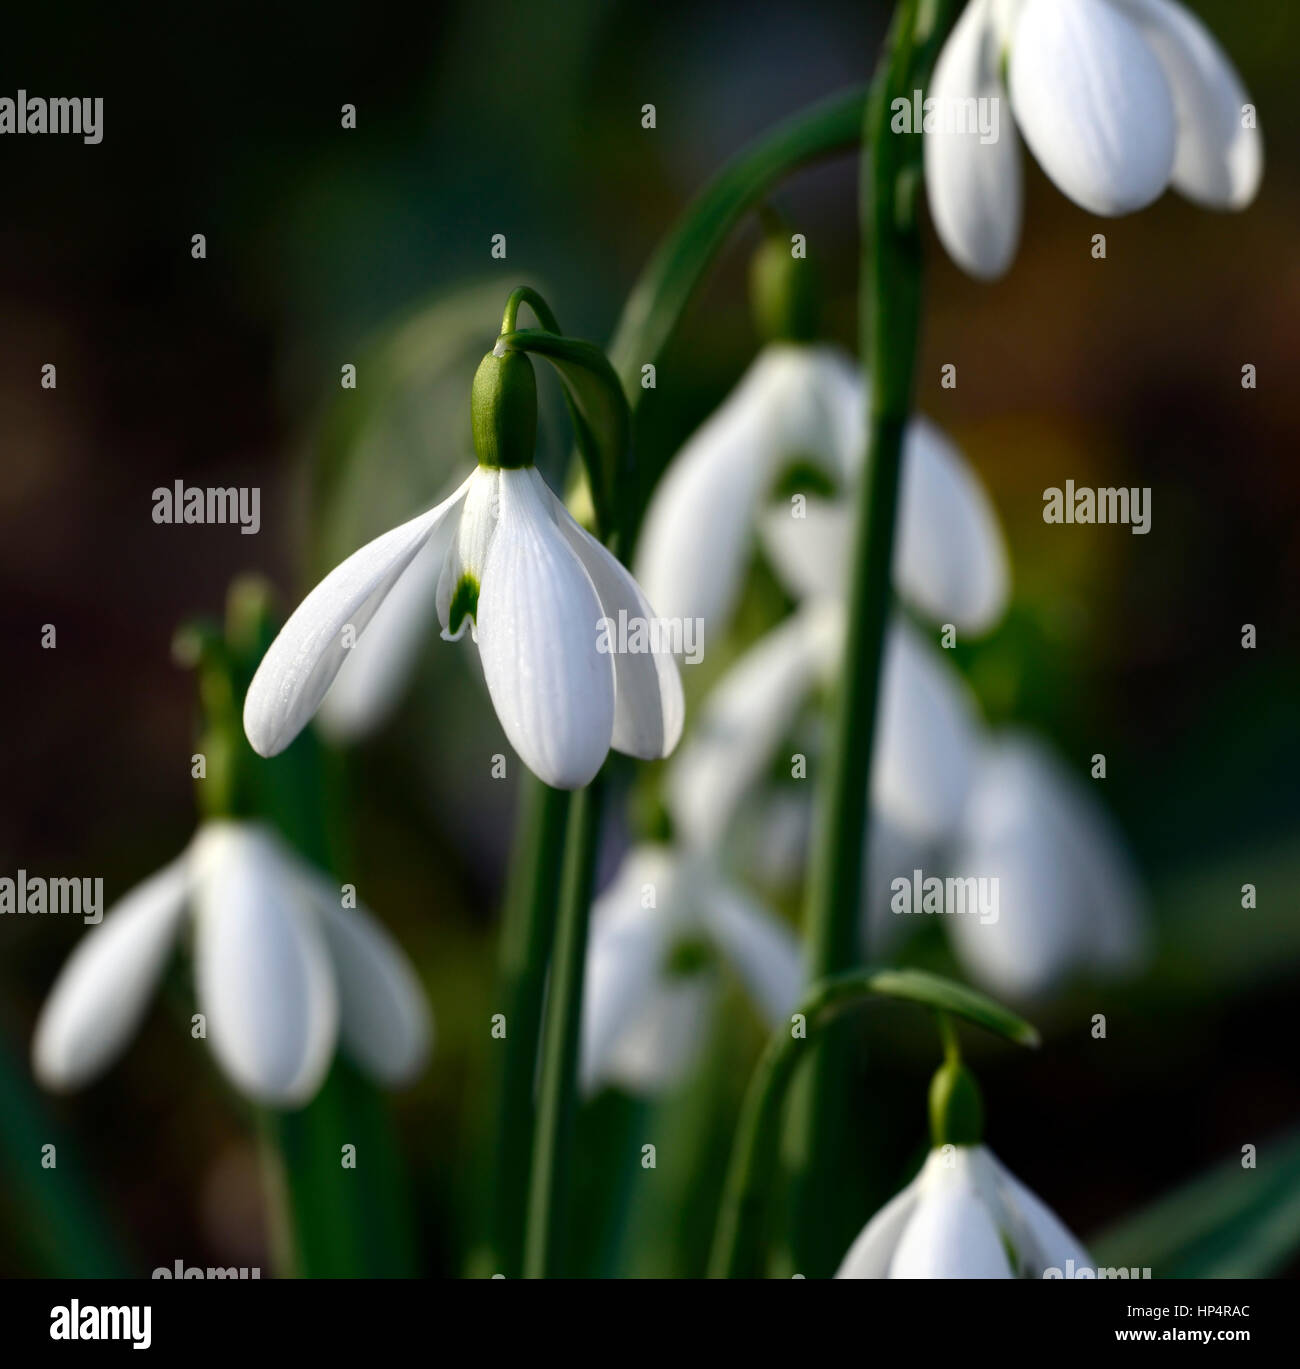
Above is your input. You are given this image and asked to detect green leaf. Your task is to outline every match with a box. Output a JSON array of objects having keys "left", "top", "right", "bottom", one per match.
[
  {"left": 500, "top": 328, "right": 630, "bottom": 542},
  {"left": 1090, "top": 1127, "right": 1300, "bottom": 1278}
]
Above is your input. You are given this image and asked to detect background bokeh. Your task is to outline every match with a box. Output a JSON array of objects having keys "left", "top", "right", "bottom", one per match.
[{"left": 2, "top": 0, "right": 1297, "bottom": 1276}]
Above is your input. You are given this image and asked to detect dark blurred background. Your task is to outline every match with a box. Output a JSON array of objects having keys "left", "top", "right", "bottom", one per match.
[{"left": 2, "top": 0, "right": 1297, "bottom": 1276}]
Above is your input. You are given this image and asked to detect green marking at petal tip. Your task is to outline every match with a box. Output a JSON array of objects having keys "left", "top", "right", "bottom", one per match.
[{"left": 448, "top": 574, "right": 480, "bottom": 637}]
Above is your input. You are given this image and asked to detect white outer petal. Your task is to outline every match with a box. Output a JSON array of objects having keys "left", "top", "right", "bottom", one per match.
[
  {"left": 666, "top": 604, "right": 838, "bottom": 851},
  {"left": 191, "top": 823, "right": 338, "bottom": 1107},
  {"left": 579, "top": 846, "right": 679, "bottom": 1094},
  {"left": 757, "top": 494, "right": 849, "bottom": 604},
  {"left": 475, "top": 468, "right": 615, "bottom": 790},
  {"left": 316, "top": 514, "right": 452, "bottom": 741},
  {"left": 887, "top": 1146, "right": 1015, "bottom": 1277},
  {"left": 545, "top": 486, "right": 684, "bottom": 761},
  {"left": 834, "top": 1173, "right": 923, "bottom": 1278},
  {"left": 1009, "top": 0, "right": 1176, "bottom": 215},
  {"left": 633, "top": 345, "right": 861, "bottom": 649},
  {"left": 244, "top": 474, "right": 473, "bottom": 756},
  {"left": 1111, "top": 0, "right": 1262, "bottom": 209},
  {"left": 873, "top": 617, "right": 982, "bottom": 841},
  {"left": 699, "top": 873, "right": 802, "bottom": 1025},
  {"left": 31, "top": 851, "right": 192, "bottom": 1091},
  {"left": 315, "top": 897, "right": 432, "bottom": 1088},
  {"left": 986, "top": 1149, "right": 1092, "bottom": 1275},
  {"left": 895, "top": 417, "right": 1010, "bottom": 634},
  {"left": 947, "top": 733, "right": 1146, "bottom": 996},
  {"left": 601, "top": 976, "right": 713, "bottom": 1096},
  {"left": 924, "top": 0, "right": 1024, "bottom": 279}
]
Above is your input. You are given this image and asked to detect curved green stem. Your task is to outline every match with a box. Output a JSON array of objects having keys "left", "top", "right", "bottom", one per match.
[
  {"left": 608, "top": 86, "right": 868, "bottom": 406},
  {"left": 785, "top": 0, "right": 956, "bottom": 1276},
  {"left": 501, "top": 285, "right": 562, "bottom": 337},
  {"left": 710, "top": 968, "right": 1036, "bottom": 1279},
  {"left": 524, "top": 776, "right": 604, "bottom": 1277}
]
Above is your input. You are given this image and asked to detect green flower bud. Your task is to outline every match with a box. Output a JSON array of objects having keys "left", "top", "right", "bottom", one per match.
[
  {"left": 929, "top": 1056, "right": 985, "bottom": 1149},
  {"left": 749, "top": 228, "right": 821, "bottom": 344},
  {"left": 472, "top": 346, "right": 537, "bottom": 470}
]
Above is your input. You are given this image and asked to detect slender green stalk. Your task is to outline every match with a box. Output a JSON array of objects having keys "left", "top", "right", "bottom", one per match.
[
  {"left": 608, "top": 87, "right": 867, "bottom": 404},
  {"left": 482, "top": 776, "right": 570, "bottom": 1275},
  {"left": 523, "top": 777, "right": 604, "bottom": 1276},
  {"left": 785, "top": 0, "right": 956, "bottom": 1276},
  {"left": 711, "top": 969, "right": 1036, "bottom": 1279}
]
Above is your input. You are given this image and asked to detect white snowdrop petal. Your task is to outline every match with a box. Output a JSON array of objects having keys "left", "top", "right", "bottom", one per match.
[
  {"left": 834, "top": 1176, "right": 923, "bottom": 1278},
  {"left": 475, "top": 468, "right": 615, "bottom": 790},
  {"left": 192, "top": 824, "right": 338, "bottom": 1107},
  {"left": 1114, "top": 0, "right": 1262, "bottom": 208},
  {"left": 634, "top": 346, "right": 856, "bottom": 649},
  {"left": 987, "top": 1149, "right": 1092, "bottom": 1275},
  {"left": 317, "top": 516, "right": 452, "bottom": 741},
  {"left": 873, "top": 618, "right": 981, "bottom": 841},
  {"left": 602, "top": 976, "right": 714, "bottom": 1096},
  {"left": 1009, "top": 0, "right": 1176, "bottom": 215},
  {"left": 580, "top": 847, "right": 678, "bottom": 1094},
  {"left": 924, "top": 0, "right": 1024, "bottom": 279},
  {"left": 244, "top": 474, "right": 473, "bottom": 757},
  {"left": 31, "top": 853, "right": 192, "bottom": 1091},
  {"left": 666, "top": 605, "right": 838, "bottom": 850},
  {"left": 545, "top": 485, "right": 684, "bottom": 761},
  {"left": 895, "top": 417, "right": 1010, "bottom": 634},
  {"left": 316, "top": 900, "right": 432, "bottom": 1087},
  {"left": 948, "top": 734, "right": 1146, "bottom": 995},
  {"left": 700, "top": 876, "right": 802, "bottom": 1025},
  {"left": 888, "top": 1148, "right": 1015, "bottom": 1277}
]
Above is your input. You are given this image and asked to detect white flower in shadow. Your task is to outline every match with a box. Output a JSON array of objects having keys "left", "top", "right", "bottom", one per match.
[{"left": 32, "top": 821, "right": 431, "bottom": 1107}]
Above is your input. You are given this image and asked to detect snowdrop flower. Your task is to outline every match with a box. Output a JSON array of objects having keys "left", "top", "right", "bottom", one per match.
[
  {"left": 926, "top": 0, "right": 1263, "bottom": 279},
  {"left": 580, "top": 844, "right": 801, "bottom": 1095},
  {"left": 32, "top": 821, "right": 431, "bottom": 1107},
  {"left": 667, "top": 605, "right": 982, "bottom": 853},
  {"left": 836, "top": 1143, "right": 1091, "bottom": 1278},
  {"left": 943, "top": 732, "right": 1147, "bottom": 997},
  {"left": 636, "top": 344, "right": 1008, "bottom": 645},
  {"left": 244, "top": 348, "right": 682, "bottom": 790}
]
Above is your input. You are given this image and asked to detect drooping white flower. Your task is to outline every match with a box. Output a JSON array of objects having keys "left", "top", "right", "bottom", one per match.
[
  {"left": 836, "top": 1144, "right": 1090, "bottom": 1278},
  {"left": 942, "top": 732, "right": 1147, "bottom": 996},
  {"left": 580, "top": 844, "right": 802, "bottom": 1095},
  {"left": 634, "top": 343, "right": 1009, "bottom": 648},
  {"left": 926, "top": 0, "right": 1263, "bottom": 279},
  {"left": 244, "top": 462, "right": 683, "bottom": 791},
  {"left": 31, "top": 821, "right": 431, "bottom": 1107},
  {"left": 666, "top": 604, "right": 982, "bottom": 853}
]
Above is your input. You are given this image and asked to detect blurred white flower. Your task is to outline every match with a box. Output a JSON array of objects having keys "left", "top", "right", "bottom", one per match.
[
  {"left": 926, "top": 0, "right": 1263, "bottom": 279},
  {"left": 32, "top": 821, "right": 431, "bottom": 1107},
  {"left": 943, "top": 732, "right": 1147, "bottom": 996},
  {"left": 635, "top": 343, "right": 1009, "bottom": 647},
  {"left": 666, "top": 605, "right": 982, "bottom": 852},
  {"left": 244, "top": 463, "right": 683, "bottom": 791},
  {"left": 580, "top": 844, "right": 801, "bottom": 1096},
  {"left": 836, "top": 1144, "right": 1090, "bottom": 1278}
]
